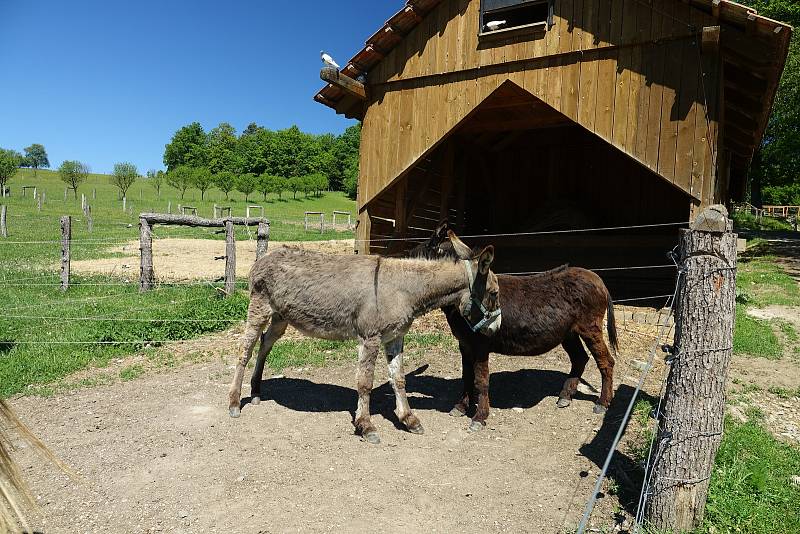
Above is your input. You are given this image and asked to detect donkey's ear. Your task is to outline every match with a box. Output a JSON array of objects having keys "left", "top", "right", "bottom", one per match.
[
  {"left": 447, "top": 230, "right": 473, "bottom": 260},
  {"left": 434, "top": 221, "right": 449, "bottom": 239},
  {"left": 477, "top": 245, "right": 495, "bottom": 274}
]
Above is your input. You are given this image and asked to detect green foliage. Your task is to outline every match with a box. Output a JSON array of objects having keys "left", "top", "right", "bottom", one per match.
[
  {"left": 111, "top": 162, "right": 139, "bottom": 199},
  {"left": 732, "top": 211, "right": 794, "bottom": 231},
  {"left": 734, "top": 305, "right": 783, "bottom": 359},
  {"left": 57, "top": 160, "right": 89, "bottom": 198},
  {"left": 738, "top": 0, "right": 800, "bottom": 203},
  {"left": 146, "top": 169, "right": 165, "bottom": 197},
  {"left": 163, "top": 122, "right": 207, "bottom": 171},
  {"left": 213, "top": 170, "right": 236, "bottom": 200},
  {"left": 191, "top": 167, "right": 214, "bottom": 200},
  {"left": 119, "top": 364, "right": 144, "bottom": 381},
  {"left": 23, "top": 143, "right": 49, "bottom": 176},
  {"left": 166, "top": 165, "right": 194, "bottom": 199},
  {"left": 206, "top": 122, "right": 240, "bottom": 175},
  {"left": 697, "top": 419, "right": 800, "bottom": 534},
  {"left": 0, "top": 148, "right": 21, "bottom": 192},
  {"left": 163, "top": 122, "right": 361, "bottom": 194},
  {"left": 236, "top": 173, "right": 258, "bottom": 202}
]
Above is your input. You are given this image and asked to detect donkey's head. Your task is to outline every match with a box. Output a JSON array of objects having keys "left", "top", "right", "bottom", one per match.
[{"left": 446, "top": 230, "right": 502, "bottom": 336}]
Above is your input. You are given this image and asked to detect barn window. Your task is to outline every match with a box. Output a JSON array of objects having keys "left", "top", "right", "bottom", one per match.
[{"left": 480, "top": 0, "right": 553, "bottom": 36}]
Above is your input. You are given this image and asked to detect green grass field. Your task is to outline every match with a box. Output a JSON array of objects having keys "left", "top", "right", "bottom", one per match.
[{"left": 0, "top": 168, "right": 356, "bottom": 396}]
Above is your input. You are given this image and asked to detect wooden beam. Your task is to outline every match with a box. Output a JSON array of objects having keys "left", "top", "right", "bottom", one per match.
[
  {"left": 320, "top": 67, "right": 366, "bottom": 100},
  {"left": 140, "top": 213, "right": 268, "bottom": 227},
  {"left": 702, "top": 26, "right": 720, "bottom": 53}
]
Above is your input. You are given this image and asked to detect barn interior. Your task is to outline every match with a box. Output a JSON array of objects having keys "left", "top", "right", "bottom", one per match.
[{"left": 366, "top": 82, "right": 692, "bottom": 301}]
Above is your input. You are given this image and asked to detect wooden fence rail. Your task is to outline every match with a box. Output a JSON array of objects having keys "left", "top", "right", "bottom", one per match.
[{"left": 138, "top": 213, "right": 270, "bottom": 295}]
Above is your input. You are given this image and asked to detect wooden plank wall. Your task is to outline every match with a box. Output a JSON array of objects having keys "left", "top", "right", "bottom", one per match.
[
  {"left": 358, "top": 0, "right": 722, "bottom": 212},
  {"left": 364, "top": 124, "right": 689, "bottom": 297}
]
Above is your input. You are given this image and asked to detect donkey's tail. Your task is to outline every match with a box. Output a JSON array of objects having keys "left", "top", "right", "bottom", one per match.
[{"left": 606, "top": 295, "right": 619, "bottom": 355}]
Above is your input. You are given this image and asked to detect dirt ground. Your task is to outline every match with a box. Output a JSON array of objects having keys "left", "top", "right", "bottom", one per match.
[
  {"left": 11, "top": 237, "right": 798, "bottom": 532},
  {"left": 70, "top": 238, "right": 355, "bottom": 281},
  {"left": 11, "top": 312, "right": 668, "bottom": 534}
]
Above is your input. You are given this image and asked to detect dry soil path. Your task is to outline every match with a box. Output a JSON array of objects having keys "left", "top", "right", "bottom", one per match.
[{"left": 10, "top": 323, "right": 663, "bottom": 534}]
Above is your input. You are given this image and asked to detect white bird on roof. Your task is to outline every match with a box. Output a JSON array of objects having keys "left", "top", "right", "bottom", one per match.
[
  {"left": 321, "top": 51, "right": 341, "bottom": 70},
  {"left": 484, "top": 20, "right": 507, "bottom": 31}
]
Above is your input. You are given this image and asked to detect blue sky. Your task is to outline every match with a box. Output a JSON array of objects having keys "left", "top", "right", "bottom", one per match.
[{"left": 0, "top": 1, "right": 398, "bottom": 174}]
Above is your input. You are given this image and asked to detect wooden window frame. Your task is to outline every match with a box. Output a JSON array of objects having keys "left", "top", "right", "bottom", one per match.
[{"left": 478, "top": 0, "right": 555, "bottom": 40}]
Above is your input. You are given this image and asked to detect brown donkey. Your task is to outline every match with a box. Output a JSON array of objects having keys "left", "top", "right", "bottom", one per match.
[
  {"left": 411, "top": 225, "right": 618, "bottom": 431},
  {"left": 228, "top": 233, "right": 502, "bottom": 444}
]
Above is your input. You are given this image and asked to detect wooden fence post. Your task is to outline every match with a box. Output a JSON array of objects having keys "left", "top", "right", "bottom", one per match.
[
  {"left": 0, "top": 205, "right": 7, "bottom": 238},
  {"left": 140, "top": 217, "right": 154, "bottom": 291},
  {"left": 224, "top": 220, "right": 236, "bottom": 296},
  {"left": 60, "top": 216, "right": 71, "bottom": 291},
  {"left": 122, "top": 196, "right": 127, "bottom": 212},
  {"left": 93, "top": 188, "right": 96, "bottom": 200},
  {"left": 645, "top": 206, "right": 737, "bottom": 531},
  {"left": 38, "top": 194, "right": 42, "bottom": 212},
  {"left": 256, "top": 221, "right": 269, "bottom": 260},
  {"left": 168, "top": 201, "right": 172, "bottom": 214},
  {"left": 87, "top": 205, "right": 93, "bottom": 233}
]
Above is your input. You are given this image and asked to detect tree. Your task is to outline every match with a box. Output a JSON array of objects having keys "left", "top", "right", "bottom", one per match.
[
  {"left": 272, "top": 176, "right": 288, "bottom": 200},
  {"left": 214, "top": 171, "right": 236, "bottom": 200},
  {"left": 163, "top": 123, "right": 207, "bottom": 171},
  {"left": 166, "top": 165, "right": 193, "bottom": 199},
  {"left": 738, "top": 0, "right": 800, "bottom": 205},
  {"left": 23, "top": 144, "right": 49, "bottom": 177},
  {"left": 207, "top": 122, "right": 241, "bottom": 175},
  {"left": 192, "top": 167, "right": 215, "bottom": 200},
  {"left": 147, "top": 169, "right": 165, "bottom": 198},
  {"left": 288, "top": 176, "right": 304, "bottom": 200},
  {"left": 257, "top": 173, "right": 273, "bottom": 201},
  {"left": 236, "top": 173, "right": 258, "bottom": 202},
  {"left": 342, "top": 152, "right": 359, "bottom": 200},
  {"left": 111, "top": 162, "right": 138, "bottom": 199},
  {"left": 0, "top": 149, "right": 21, "bottom": 194},
  {"left": 58, "top": 160, "right": 89, "bottom": 198}
]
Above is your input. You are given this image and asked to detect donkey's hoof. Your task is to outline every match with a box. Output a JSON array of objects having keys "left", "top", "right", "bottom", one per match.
[
  {"left": 407, "top": 423, "right": 425, "bottom": 435},
  {"left": 251, "top": 396, "right": 261, "bottom": 405},
  {"left": 593, "top": 403, "right": 608, "bottom": 415},
  {"left": 229, "top": 407, "right": 241, "bottom": 418},
  {"left": 362, "top": 432, "right": 381, "bottom": 445},
  {"left": 557, "top": 398, "right": 571, "bottom": 408},
  {"left": 468, "top": 420, "right": 485, "bottom": 433},
  {"left": 449, "top": 407, "right": 466, "bottom": 418}
]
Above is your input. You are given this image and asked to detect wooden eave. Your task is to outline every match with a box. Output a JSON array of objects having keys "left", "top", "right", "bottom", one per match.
[{"left": 314, "top": 0, "right": 792, "bottom": 197}]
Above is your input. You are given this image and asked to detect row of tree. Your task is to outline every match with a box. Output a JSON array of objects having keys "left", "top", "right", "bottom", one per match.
[
  {"left": 148, "top": 166, "right": 329, "bottom": 202},
  {"left": 163, "top": 122, "right": 360, "bottom": 199}
]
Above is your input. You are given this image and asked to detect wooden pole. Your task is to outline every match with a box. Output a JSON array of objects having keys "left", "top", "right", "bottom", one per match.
[
  {"left": 168, "top": 201, "right": 172, "bottom": 214},
  {"left": 256, "top": 221, "right": 269, "bottom": 260},
  {"left": 0, "top": 205, "right": 7, "bottom": 238},
  {"left": 646, "top": 206, "right": 737, "bottom": 531},
  {"left": 60, "top": 216, "right": 71, "bottom": 291},
  {"left": 37, "top": 194, "right": 42, "bottom": 212},
  {"left": 224, "top": 220, "right": 236, "bottom": 296},
  {"left": 122, "top": 196, "right": 127, "bottom": 212},
  {"left": 93, "top": 188, "right": 96, "bottom": 200},
  {"left": 320, "top": 214, "right": 324, "bottom": 234},
  {"left": 139, "top": 217, "right": 154, "bottom": 291}
]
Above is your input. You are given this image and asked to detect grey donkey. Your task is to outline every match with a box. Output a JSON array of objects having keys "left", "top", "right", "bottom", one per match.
[{"left": 228, "top": 231, "right": 502, "bottom": 444}]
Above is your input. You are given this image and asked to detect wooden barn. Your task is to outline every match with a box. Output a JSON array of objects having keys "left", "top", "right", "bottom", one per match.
[{"left": 314, "top": 0, "right": 792, "bottom": 299}]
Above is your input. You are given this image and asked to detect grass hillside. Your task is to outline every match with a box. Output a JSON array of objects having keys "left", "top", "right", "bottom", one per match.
[{"left": 0, "top": 168, "right": 356, "bottom": 397}]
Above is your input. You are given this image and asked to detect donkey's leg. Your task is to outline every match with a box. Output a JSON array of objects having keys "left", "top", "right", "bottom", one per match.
[
  {"left": 450, "top": 341, "right": 475, "bottom": 418},
  {"left": 579, "top": 324, "right": 616, "bottom": 414},
  {"left": 469, "top": 352, "right": 491, "bottom": 432},
  {"left": 250, "top": 317, "right": 289, "bottom": 405},
  {"left": 228, "top": 295, "right": 272, "bottom": 418},
  {"left": 557, "top": 332, "right": 590, "bottom": 408},
  {"left": 384, "top": 337, "right": 424, "bottom": 435},
  {"left": 354, "top": 336, "right": 381, "bottom": 444}
]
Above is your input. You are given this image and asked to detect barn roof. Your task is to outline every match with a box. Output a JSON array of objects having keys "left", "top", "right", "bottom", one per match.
[{"left": 314, "top": 0, "right": 792, "bottom": 198}]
